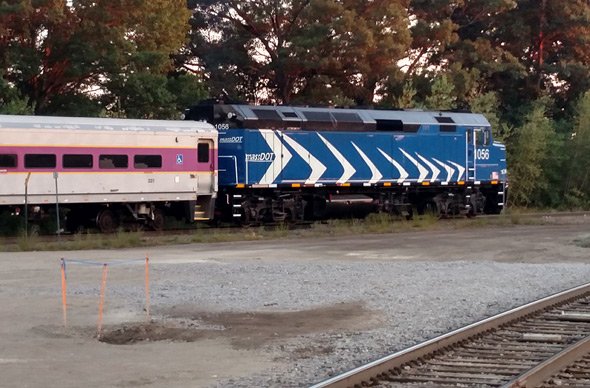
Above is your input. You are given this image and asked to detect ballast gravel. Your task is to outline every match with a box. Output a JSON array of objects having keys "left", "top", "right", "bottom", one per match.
[
  {"left": 4, "top": 223, "right": 590, "bottom": 388},
  {"left": 145, "top": 259, "right": 590, "bottom": 387}
]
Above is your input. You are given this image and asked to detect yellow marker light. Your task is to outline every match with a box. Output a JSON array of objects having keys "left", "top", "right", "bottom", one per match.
[
  {"left": 384, "top": 182, "right": 392, "bottom": 187},
  {"left": 458, "top": 181, "right": 465, "bottom": 185},
  {"left": 236, "top": 184, "right": 245, "bottom": 189},
  {"left": 340, "top": 183, "right": 351, "bottom": 187},
  {"left": 291, "top": 183, "right": 301, "bottom": 188},
  {"left": 421, "top": 182, "right": 430, "bottom": 186},
  {"left": 491, "top": 180, "right": 498, "bottom": 185}
]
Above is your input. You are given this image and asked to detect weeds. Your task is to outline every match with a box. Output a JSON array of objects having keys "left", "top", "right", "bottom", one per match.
[{"left": 0, "top": 211, "right": 568, "bottom": 252}]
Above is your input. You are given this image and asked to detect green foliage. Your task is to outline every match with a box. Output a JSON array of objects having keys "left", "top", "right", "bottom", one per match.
[
  {"left": 108, "top": 73, "right": 176, "bottom": 119},
  {"left": 506, "top": 100, "right": 555, "bottom": 206},
  {"left": 395, "top": 81, "right": 417, "bottom": 109},
  {"left": 424, "top": 75, "right": 457, "bottom": 110},
  {"left": 0, "top": 0, "right": 191, "bottom": 116},
  {"left": 167, "top": 73, "right": 208, "bottom": 114},
  {"left": 188, "top": 0, "right": 411, "bottom": 105},
  {"left": 469, "top": 92, "right": 502, "bottom": 139},
  {"left": 107, "top": 72, "right": 207, "bottom": 119},
  {"left": 562, "top": 92, "right": 590, "bottom": 207}
]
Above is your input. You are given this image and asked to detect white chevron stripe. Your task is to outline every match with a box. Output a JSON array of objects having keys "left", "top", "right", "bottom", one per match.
[
  {"left": 378, "top": 148, "right": 408, "bottom": 183},
  {"left": 449, "top": 161, "right": 465, "bottom": 181},
  {"left": 282, "top": 134, "right": 326, "bottom": 184},
  {"left": 416, "top": 153, "right": 440, "bottom": 182},
  {"left": 352, "top": 142, "right": 382, "bottom": 184},
  {"left": 259, "top": 130, "right": 291, "bottom": 185},
  {"left": 400, "top": 148, "right": 428, "bottom": 182},
  {"left": 432, "top": 158, "right": 455, "bottom": 183},
  {"left": 317, "top": 134, "right": 356, "bottom": 184}
]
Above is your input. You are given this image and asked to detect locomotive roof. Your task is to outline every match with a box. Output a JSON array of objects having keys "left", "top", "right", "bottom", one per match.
[
  {"left": 228, "top": 105, "right": 491, "bottom": 126},
  {"left": 187, "top": 103, "right": 492, "bottom": 132},
  {"left": 0, "top": 114, "right": 216, "bottom": 133}
]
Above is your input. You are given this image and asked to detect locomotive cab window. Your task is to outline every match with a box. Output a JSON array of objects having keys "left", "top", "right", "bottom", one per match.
[
  {"left": 99, "top": 154, "right": 128, "bottom": 169},
  {"left": 63, "top": 154, "right": 93, "bottom": 168},
  {"left": 475, "top": 129, "right": 488, "bottom": 146},
  {"left": 0, "top": 154, "right": 17, "bottom": 168},
  {"left": 197, "top": 143, "right": 209, "bottom": 163},
  {"left": 483, "top": 129, "right": 491, "bottom": 146},
  {"left": 134, "top": 155, "right": 162, "bottom": 169},
  {"left": 25, "top": 154, "right": 56, "bottom": 168}
]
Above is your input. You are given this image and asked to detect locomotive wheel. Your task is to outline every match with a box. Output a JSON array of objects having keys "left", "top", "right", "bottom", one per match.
[
  {"left": 240, "top": 203, "right": 252, "bottom": 227},
  {"left": 418, "top": 201, "right": 439, "bottom": 217},
  {"left": 149, "top": 208, "right": 165, "bottom": 231},
  {"left": 96, "top": 209, "right": 118, "bottom": 233}
]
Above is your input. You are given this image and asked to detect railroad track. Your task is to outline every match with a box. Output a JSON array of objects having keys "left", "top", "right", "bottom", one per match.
[{"left": 311, "top": 282, "right": 590, "bottom": 388}]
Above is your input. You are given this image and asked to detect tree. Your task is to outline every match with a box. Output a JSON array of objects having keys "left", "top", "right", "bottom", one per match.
[
  {"left": 563, "top": 92, "right": 590, "bottom": 207},
  {"left": 0, "top": 0, "right": 191, "bottom": 115},
  {"left": 424, "top": 75, "right": 457, "bottom": 110},
  {"left": 506, "top": 100, "right": 554, "bottom": 206},
  {"left": 490, "top": 0, "right": 590, "bottom": 116},
  {"left": 187, "top": 0, "right": 411, "bottom": 105}
]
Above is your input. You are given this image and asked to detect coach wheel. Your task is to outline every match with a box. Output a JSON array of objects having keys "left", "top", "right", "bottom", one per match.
[
  {"left": 149, "top": 208, "right": 165, "bottom": 231},
  {"left": 96, "top": 209, "right": 118, "bottom": 233}
]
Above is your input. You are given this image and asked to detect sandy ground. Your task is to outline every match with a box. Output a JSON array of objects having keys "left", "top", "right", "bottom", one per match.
[{"left": 0, "top": 219, "right": 589, "bottom": 387}]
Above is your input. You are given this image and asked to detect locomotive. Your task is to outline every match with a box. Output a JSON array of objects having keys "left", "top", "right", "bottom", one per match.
[
  {"left": 186, "top": 103, "right": 507, "bottom": 224},
  {"left": 0, "top": 104, "right": 507, "bottom": 232}
]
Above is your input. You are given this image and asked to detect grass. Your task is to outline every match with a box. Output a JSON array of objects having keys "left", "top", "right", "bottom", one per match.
[
  {"left": 573, "top": 235, "right": 590, "bottom": 248},
  {"left": 0, "top": 210, "right": 568, "bottom": 252}
]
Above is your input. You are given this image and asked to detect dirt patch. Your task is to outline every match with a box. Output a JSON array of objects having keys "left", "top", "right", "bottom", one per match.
[
  {"left": 99, "top": 323, "right": 211, "bottom": 345},
  {"left": 97, "top": 302, "right": 378, "bottom": 348}
]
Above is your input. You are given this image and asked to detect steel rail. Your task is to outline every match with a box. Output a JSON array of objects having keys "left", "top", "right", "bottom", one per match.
[
  {"left": 502, "top": 336, "right": 590, "bottom": 388},
  {"left": 309, "top": 282, "right": 590, "bottom": 388}
]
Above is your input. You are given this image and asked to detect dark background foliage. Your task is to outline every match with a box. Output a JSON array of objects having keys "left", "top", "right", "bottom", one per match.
[{"left": 2, "top": 0, "right": 590, "bottom": 208}]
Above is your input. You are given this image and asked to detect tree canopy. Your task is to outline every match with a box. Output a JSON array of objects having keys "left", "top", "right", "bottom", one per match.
[{"left": 2, "top": 0, "right": 590, "bottom": 207}]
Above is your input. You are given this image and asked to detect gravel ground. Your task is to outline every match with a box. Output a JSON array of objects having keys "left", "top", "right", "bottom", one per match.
[
  {"left": 150, "top": 260, "right": 590, "bottom": 387},
  {"left": 2, "top": 222, "right": 590, "bottom": 388}
]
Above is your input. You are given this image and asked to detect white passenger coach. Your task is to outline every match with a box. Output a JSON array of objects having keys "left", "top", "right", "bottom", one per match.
[{"left": 0, "top": 115, "right": 217, "bottom": 232}]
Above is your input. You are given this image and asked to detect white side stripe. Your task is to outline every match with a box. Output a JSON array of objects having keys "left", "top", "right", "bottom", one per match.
[
  {"left": 416, "top": 153, "right": 440, "bottom": 182},
  {"left": 282, "top": 134, "right": 326, "bottom": 184},
  {"left": 432, "top": 158, "right": 455, "bottom": 183},
  {"left": 378, "top": 148, "right": 408, "bottom": 183},
  {"left": 259, "top": 130, "right": 291, "bottom": 185},
  {"left": 400, "top": 148, "right": 428, "bottom": 182},
  {"left": 449, "top": 161, "right": 465, "bottom": 181},
  {"left": 352, "top": 142, "right": 382, "bottom": 184},
  {"left": 318, "top": 134, "right": 356, "bottom": 184}
]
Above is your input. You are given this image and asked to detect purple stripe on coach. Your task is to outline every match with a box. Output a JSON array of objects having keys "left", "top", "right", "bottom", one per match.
[{"left": 0, "top": 146, "right": 217, "bottom": 172}]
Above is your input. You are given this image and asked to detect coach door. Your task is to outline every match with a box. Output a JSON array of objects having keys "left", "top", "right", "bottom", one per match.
[{"left": 197, "top": 139, "right": 215, "bottom": 194}]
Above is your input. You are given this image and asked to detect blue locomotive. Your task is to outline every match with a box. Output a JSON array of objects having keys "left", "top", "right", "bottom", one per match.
[{"left": 186, "top": 103, "right": 507, "bottom": 223}]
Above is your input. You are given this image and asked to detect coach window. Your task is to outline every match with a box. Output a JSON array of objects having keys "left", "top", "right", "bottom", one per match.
[
  {"left": 0, "top": 154, "right": 17, "bottom": 168},
  {"left": 197, "top": 143, "right": 209, "bottom": 163},
  {"left": 25, "top": 154, "right": 56, "bottom": 168},
  {"left": 134, "top": 155, "right": 162, "bottom": 169},
  {"left": 99, "top": 154, "right": 128, "bottom": 169},
  {"left": 63, "top": 154, "right": 93, "bottom": 168}
]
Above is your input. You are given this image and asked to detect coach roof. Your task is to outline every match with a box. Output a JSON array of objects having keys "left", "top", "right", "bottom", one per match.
[{"left": 0, "top": 114, "right": 216, "bottom": 133}]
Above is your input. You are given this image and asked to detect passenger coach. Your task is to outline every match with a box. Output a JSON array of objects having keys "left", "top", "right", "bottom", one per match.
[{"left": 0, "top": 115, "right": 217, "bottom": 232}]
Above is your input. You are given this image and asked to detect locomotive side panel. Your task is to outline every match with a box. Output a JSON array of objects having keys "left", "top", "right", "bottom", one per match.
[{"left": 219, "top": 128, "right": 469, "bottom": 187}]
